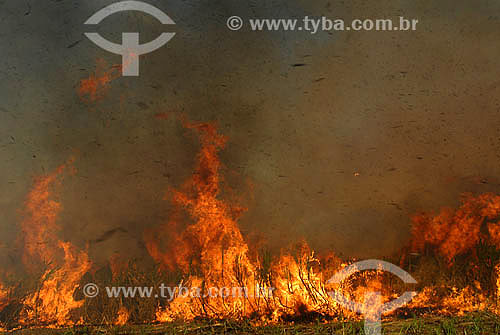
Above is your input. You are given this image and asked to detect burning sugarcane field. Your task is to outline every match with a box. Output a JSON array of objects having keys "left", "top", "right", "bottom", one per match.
[{"left": 1, "top": 1, "right": 500, "bottom": 334}]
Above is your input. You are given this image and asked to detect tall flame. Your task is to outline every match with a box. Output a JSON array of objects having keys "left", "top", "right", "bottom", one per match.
[
  {"left": 19, "top": 163, "right": 67, "bottom": 272},
  {"left": 3, "top": 120, "right": 500, "bottom": 328},
  {"left": 407, "top": 193, "right": 500, "bottom": 315},
  {"left": 409, "top": 193, "right": 500, "bottom": 262},
  {"left": 20, "top": 242, "right": 91, "bottom": 326},
  {"left": 145, "top": 121, "right": 401, "bottom": 321},
  {"left": 18, "top": 160, "right": 91, "bottom": 326}
]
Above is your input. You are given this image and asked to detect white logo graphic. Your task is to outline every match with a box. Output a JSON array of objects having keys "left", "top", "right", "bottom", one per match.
[
  {"left": 84, "top": 1, "right": 176, "bottom": 76},
  {"left": 327, "top": 260, "right": 417, "bottom": 335},
  {"left": 226, "top": 16, "right": 244, "bottom": 31},
  {"left": 82, "top": 283, "right": 100, "bottom": 298}
]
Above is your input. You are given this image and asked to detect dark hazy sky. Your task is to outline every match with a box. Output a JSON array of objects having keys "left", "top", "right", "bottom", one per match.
[{"left": 1, "top": 0, "right": 500, "bottom": 266}]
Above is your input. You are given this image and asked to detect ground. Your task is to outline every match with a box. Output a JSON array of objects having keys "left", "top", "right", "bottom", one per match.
[{"left": 5, "top": 313, "right": 500, "bottom": 335}]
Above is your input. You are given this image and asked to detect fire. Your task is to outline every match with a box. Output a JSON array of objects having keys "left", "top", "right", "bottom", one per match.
[
  {"left": 19, "top": 163, "right": 67, "bottom": 272},
  {"left": 406, "top": 194, "right": 500, "bottom": 315},
  {"left": 145, "top": 121, "right": 403, "bottom": 322},
  {"left": 145, "top": 120, "right": 500, "bottom": 323},
  {"left": 109, "top": 253, "right": 128, "bottom": 281},
  {"left": 3, "top": 118, "right": 500, "bottom": 329},
  {"left": 496, "top": 264, "right": 500, "bottom": 304},
  {"left": 489, "top": 222, "right": 500, "bottom": 245},
  {"left": 20, "top": 242, "right": 91, "bottom": 326},
  {"left": 409, "top": 193, "right": 500, "bottom": 262},
  {"left": 78, "top": 54, "right": 138, "bottom": 102},
  {"left": 144, "top": 121, "right": 248, "bottom": 273},
  {"left": 147, "top": 121, "right": 257, "bottom": 320},
  {"left": 115, "top": 306, "right": 130, "bottom": 326},
  {"left": 0, "top": 283, "right": 10, "bottom": 313},
  {"left": 78, "top": 59, "right": 122, "bottom": 102},
  {"left": 18, "top": 160, "right": 91, "bottom": 326}
]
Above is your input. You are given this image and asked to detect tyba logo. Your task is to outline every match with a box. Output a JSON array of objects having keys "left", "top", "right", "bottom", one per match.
[
  {"left": 327, "top": 260, "right": 418, "bottom": 335},
  {"left": 84, "top": 1, "right": 175, "bottom": 76}
]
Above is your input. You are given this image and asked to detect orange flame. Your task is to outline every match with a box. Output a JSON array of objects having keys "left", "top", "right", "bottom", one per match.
[
  {"left": 115, "top": 306, "right": 130, "bottom": 326},
  {"left": 7, "top": 119, "right": 500, "bottom": 327},
  {"left": 20, "top": 242, "right": 91, "bottom": 326},
  {"left": 145, "top": 121, "right": 402, "bottom": 321},
  {"left": 410, "top": 193, "right": 500, "bottom": 262},
  {"left": 0, "top": 283, "right": 10, "bottom": 314},
  {"left": 145, "top": 120, "right": 500, "bottom": 323},
  {"left": 18, "top": 160, "right": 91, "bottom": 326},
  {"left": 406, "top": 194, "right": 500, "bottom": 315},
  {"left": 19, "top": 163, "right": 67, "bottom": 272},
  {"left": 78, "top": 59, "right": 121, "bottom": 102},
  {"left": 78, "top": 54, "right": 138, "bottom": 102}
]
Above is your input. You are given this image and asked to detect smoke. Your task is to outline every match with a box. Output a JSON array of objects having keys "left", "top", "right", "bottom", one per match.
[{"left": 1, "top": 0, "right": 500, "bottom": 268}]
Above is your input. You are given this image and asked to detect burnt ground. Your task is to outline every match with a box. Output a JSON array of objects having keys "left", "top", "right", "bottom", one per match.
[{"left": 5, "top": 313, "right": 500, "bottom": 335}]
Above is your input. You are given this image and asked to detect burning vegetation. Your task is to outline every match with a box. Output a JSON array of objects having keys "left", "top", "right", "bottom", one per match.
[{"left": 0, "top": 120, "right": 500, "bottom": 330}]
